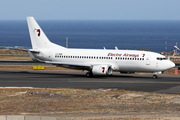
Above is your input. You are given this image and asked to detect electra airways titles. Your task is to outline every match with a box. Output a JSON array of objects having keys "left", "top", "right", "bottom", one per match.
[{"left": 27, "top": 17, "right": 175, "bottom": 79}]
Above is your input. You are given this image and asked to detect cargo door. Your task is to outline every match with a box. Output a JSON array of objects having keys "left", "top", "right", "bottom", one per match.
[{"left": 48, "top": 52, "right": 52, "bottom": 61}]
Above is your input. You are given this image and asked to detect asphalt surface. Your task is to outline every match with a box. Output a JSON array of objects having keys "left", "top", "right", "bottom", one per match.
[{"left": 0, "top": 69, "right": 180, "bottom": 94}]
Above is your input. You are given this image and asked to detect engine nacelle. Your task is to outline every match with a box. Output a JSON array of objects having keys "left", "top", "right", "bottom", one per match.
[{"left": 92, "top": 65, "right": 112, "bottom": 75}]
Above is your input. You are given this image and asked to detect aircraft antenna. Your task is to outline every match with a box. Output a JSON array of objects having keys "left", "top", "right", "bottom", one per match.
[{"left": 165, "top": 37, "right": 167, "bottom": 57}]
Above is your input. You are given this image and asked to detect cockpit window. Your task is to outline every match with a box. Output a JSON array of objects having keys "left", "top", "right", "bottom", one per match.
[{"left": 157, "top": 57, "right": 168, "bottom": 60}]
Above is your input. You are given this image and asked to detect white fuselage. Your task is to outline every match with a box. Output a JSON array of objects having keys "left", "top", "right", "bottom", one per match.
[{"left": 34, "top": 48, "right": 175, "bottom": 72}]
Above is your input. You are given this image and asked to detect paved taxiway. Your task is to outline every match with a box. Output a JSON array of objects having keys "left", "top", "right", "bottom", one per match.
[{"left": 0, "top": 69, "right": 180, "bottom": 94}]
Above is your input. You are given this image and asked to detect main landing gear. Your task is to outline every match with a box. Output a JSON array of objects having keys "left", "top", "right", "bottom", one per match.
[{"left": 86, "top": 72, "right": 93, "bottom": 77}]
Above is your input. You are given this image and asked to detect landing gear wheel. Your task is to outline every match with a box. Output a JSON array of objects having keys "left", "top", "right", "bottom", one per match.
[
  {"left": 86, "top": 72, "right": 93, "bottom": 77},
  {"left": 152, "top": 75, "right": 158, "bottom": 79}
]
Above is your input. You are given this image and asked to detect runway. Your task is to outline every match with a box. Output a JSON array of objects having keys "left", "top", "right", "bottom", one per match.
[{"left": 0, "top": 69, "right": 180, "bottom": 94}]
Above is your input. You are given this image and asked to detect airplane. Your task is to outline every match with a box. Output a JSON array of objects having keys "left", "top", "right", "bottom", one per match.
[{"left": 27, "top": 17, "right": 175, "bottom": 79}]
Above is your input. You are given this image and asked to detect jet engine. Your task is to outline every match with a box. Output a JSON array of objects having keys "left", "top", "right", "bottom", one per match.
[{"left": 92, "top": 65, "right": 112, "bottom": 75}]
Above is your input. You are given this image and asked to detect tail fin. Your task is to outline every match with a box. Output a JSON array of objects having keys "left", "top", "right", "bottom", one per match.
[{"left": 27, "top": 17, "right": 65, "bottom": 49}]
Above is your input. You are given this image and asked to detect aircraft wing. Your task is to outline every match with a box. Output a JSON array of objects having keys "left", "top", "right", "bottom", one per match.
[{"left": 45, "top": 61, "right": 92, "bottom": 70}]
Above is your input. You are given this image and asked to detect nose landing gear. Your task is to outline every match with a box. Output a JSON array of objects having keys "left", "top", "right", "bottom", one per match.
[
  {"left": 152, "top": 74, "right": 158, "bottom": 79},
  {"left": 152, "top": 71, "right": 162, "bottom": 79}
]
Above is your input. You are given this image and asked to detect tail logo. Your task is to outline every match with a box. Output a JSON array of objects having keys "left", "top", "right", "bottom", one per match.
[{"left": 34, "top": 29, "right": 41, "bottom": 37}]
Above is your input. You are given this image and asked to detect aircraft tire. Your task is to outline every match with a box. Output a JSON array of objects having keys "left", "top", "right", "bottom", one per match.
[
  {"left": 152, "top": 75, "right": 158, "bottom": 79},
  {"left": 86, "top": 72, "right": 93, "bottom": 77}
]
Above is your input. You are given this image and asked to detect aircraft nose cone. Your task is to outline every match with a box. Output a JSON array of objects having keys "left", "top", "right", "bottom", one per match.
[{"left": 169, "top": 61, "right": 175, "bottom": 69}]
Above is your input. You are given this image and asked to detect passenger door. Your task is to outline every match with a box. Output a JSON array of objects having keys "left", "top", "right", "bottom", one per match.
[{"left": 146, "top": 56, "right": 151, "bottom": 65}]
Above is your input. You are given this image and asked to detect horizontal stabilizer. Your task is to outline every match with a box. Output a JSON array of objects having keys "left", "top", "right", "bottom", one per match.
[
  {"left": 28, "top": 50, "right": 38, "bottom": 61},
  {"left": 29, "top": 49, "right": 40, "bottom": 53}
]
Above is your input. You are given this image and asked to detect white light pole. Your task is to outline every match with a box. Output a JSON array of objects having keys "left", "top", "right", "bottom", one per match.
[{"left": 66, "top": 37, "right": 68, "bottom": 48}]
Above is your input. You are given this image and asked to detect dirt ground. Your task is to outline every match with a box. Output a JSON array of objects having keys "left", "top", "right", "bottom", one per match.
[{"left": 0, "top": 88, "right": 180, "bottom": 119}]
